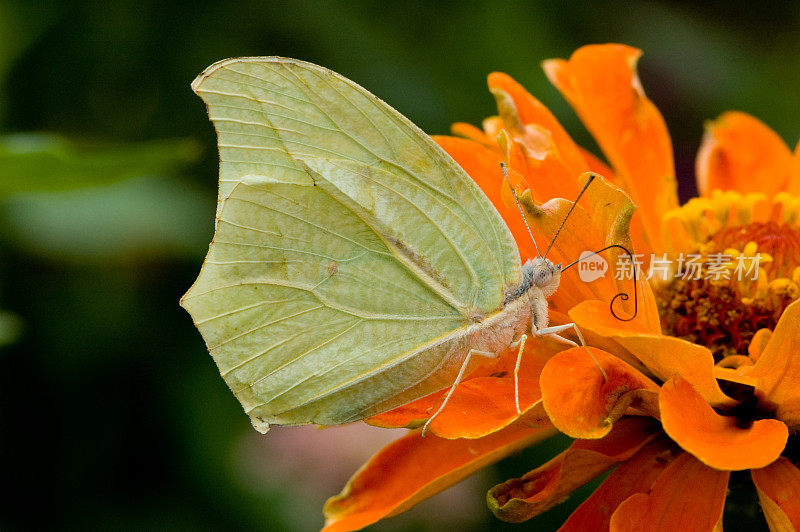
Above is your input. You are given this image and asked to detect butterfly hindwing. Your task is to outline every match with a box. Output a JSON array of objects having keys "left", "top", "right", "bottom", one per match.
[{"left": 183, "top": 174, "right": 468, "bottom": 428}]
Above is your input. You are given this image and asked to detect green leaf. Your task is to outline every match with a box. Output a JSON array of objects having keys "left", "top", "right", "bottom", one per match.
[
  {"left": 0, "top": 133, "right": 201, "bottom": 198},
  {"left": 0, "top": 176, "right": 213, "bottom": 263}
]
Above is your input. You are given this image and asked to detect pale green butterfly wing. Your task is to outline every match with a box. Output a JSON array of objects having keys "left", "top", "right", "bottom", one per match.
[
  {"left": 182, "top": 57, "right": 522, "bottom": 430},
  {"left": 183, "top": 173, "right": 469, "bottom": 429}
]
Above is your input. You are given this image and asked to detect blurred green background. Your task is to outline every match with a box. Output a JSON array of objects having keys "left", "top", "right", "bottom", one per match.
[{"left": 1, "top": 1, "right": 798, "bottom": 530}]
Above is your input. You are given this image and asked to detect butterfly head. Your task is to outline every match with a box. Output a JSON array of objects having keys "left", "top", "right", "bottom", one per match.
[{"left": 522, "top": 258, "right": 561, "bottom": 298}]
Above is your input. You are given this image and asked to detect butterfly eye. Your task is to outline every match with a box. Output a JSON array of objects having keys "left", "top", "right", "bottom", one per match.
[{"left": 534, "top": 266, "right": 552, "bottom": 287}]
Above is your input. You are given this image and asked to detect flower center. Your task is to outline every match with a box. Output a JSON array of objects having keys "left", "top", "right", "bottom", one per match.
[
  {"left": 656, "top": 222, "right": 800, "bottom": 361},
  {"left": 710, "top": 221, "right": 800, "bottom": 279}
]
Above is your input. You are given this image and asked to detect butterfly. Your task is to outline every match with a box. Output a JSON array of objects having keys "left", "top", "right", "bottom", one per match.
[{"left": 181, "top": 57, "right": 635, "bottom": 434}]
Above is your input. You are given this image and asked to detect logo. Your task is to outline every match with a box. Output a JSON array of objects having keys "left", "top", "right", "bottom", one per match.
[{"left": 577, "top": 250, "right": 608, "bottom": 282}]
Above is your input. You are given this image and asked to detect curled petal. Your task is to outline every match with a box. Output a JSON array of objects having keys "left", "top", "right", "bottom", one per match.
[
  {"left": 561, "top": 437, "right": 676, "bottom": 531},
  {"left": 580, "top": 172, "right": 661, "bottom": 330},
  {"left": 571, "top": 300, "right": 733, "bottom": 407},
  {"left": 521, "top": 174, "right": 659, "bottom": 328},
  {"left": 323, "top": 423, "right": 553, "bottom": 532},
  {"left": 497, "top": 130, "right": 535, "bottom": 196},
  {"left": 609, "top": 452, "right": 729, "bottom": 532},
  {"left": 748, "top": 299, "right": 800, "bottom": 427},
  {"left": 540, "top": 347, "right": 658, "bottom": 438},
  {"left": 488, "top": 72, "right": 586, "bottom": 171},
  {"left": 751, "top": 457, "right": 800, "bottom": 531},
  {"left": 488, "top": 72, "right": 587, "bottom": 201},
  {"left": 748, "top": 328, "right": 773, "bottom": 362},
  {"left": 660, "top": 377, "right": 788, "bottom": 470},
  {"left": 696, "top": 111, "right": 793, "bottom": 197},
  {"left": 543, "top": 44, "right": 677, "bottom": 254},
  {"left": 488, "top": 417, "right": 659, "bottom": 523}
]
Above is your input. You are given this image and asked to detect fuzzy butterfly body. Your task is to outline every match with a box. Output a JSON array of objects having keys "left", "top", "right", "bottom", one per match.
[{"left": 181, "top": 57, "right": 571, "bottom": 433}]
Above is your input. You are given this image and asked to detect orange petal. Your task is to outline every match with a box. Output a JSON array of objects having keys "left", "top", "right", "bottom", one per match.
[
  {"left": 488, "top": 72, "right": 585, "bottom": 169},
  {"left": 660, "top": 376, "right": 787, "bottom": 470},
  {"left": 497, "top": 129, "right": 535, "bottom": 194},
  {"left": 696, "top": 111, "right": 793, "bottom": 197},
  {"left": 488, "top": 72, "right": 588, "bottom": 200},
  {"left": 609, "top": 452, "right": 729, "bottom": 532},
  {"left": 426, "top": 377, "right": 542, "bottom": 439},
  {"left": 544, "top": 44, "right": 678, "bottom": 253},
  {"left": 521, "top": 173, "right": 660, "bottom": 329},
  {"left": 367, "top": 341, "right": 552, "bottom": 437},
  {"left": 540, "top": 346, "right": 658, "bottom": 438},
  {"left": 580, "top": 172, "right": 660, "bottom": 331},
  {"left": 488, "top": 417, "right": 660, "bottom": 523},
  {"left": 522, "top": 194, "right": 613, "bottom": 311},
  {"left": 751, "top": 457, "right": 800, "bottom": 531},
  {"left": 579, "top": 148, "right": 616, "bottom": 182},
  {"left": 365, "top": 392, "right": 438, "bottom": 429},
  {"left": 748, "top": 328, "right": 773, "bottom": 363},
  {"left": 561, "top": 437, "right": 676, "bottom": 532},
  {"left": 748, "top": 299, "right": 800, "bottom": 427},
  {"left": 449, "top": 122, "right": 498, "bottom": 149},
  {"left": 434, "top": 135, "right": 540, "bottom": 261},
  {"left": 322, "top": 423, "right": 551, "bottom": 532},
  {"left": 571, "top": 300, "right": 733, "bottom": 407}
]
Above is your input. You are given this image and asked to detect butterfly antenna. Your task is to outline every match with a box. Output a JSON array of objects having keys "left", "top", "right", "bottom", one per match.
[
  {"left": 501, "top": 162, "right": 542, "bottom": 258},
  {"left": 562, "top": 243, "right": 639, "bottom": 321},
  {"left": 543, "top": 174, "right": 596, "bottom": 259}
]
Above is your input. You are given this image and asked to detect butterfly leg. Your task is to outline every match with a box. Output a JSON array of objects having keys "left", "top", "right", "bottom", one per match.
[
  {"left": 421, "top": 348, "right": 497, "bottom": 437},
  {"left": 533, "top": 323, "right": 608, "bottom": 381},
  {"left": 509, "top": 334, "right": 527, "bottom": 414}
]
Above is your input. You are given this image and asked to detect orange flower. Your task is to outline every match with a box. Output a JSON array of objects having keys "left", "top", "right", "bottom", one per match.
[{"left": 322, "top": 44, "right": 800, "bottom": 531}]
